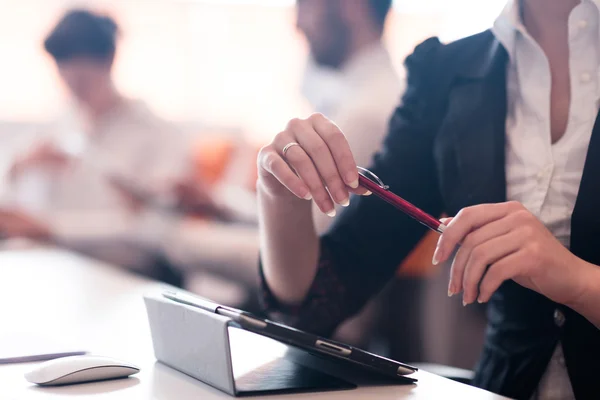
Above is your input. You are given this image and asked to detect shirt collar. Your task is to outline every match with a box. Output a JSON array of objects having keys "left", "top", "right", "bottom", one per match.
[
  {"left": 492, "top": 0, "right": 600, "bottom": 60},
  {"left": 491, "top": 0, "right": 522, "bottom": 60},
  {"left": 300, "top": 42, "right": 392, "bottom": 115},
  {"left": 341, "top": 42, "right": 391, "bottom": 80}
]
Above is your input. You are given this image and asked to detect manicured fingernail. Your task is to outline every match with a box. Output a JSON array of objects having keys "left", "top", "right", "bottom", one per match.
[
  {"left": 326, "top": 209, "right": 336, "bottom": 218},
  {"left": 340, "top": 198, "right": 350, "bottom": 207},
  {"left": 477, "top": 298, "right": 484, "bottom": 304},
  {"left": 432, "top": 246, "right": 441, "bottom": 265},
  {"left": 303, "top": 193, "right": 313, "bottom": 200},
  {"left": 448, "top": 289, "right": 454, "bottom": 297},
  {"left": 362, "top": 190, "right": 372, "bottom": 196},
  {"left": 345, "top": 171, "right": 359, "bottom": 188},
  {"left": 463, "top": 300, "right": 468, "bottom": 307},
  {"left": 440, "top": 217, "right": 451, "bottom": 224}
]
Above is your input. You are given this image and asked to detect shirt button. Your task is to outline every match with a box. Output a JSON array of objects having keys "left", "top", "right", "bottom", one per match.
[
  {"left": 554, "top": 309, "right": 566, "bottom": 327},
  {"left": 578, "top": 19, "right": 589, "bottom": 29},
  {"left": 581, "top": 72, "right": 592, "bottom": 83}
]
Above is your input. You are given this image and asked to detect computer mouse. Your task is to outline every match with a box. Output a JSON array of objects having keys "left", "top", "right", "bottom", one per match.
[{"left": 24, "top": 355, "right": 140, "bottom": 386}]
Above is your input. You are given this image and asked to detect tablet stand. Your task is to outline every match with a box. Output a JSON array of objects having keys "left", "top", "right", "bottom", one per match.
[{"left": 144, "top": 294, "right": 355, "bottom": 397}]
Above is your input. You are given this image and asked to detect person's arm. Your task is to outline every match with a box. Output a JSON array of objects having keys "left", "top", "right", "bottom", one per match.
[
  {"left": 258, "top": 180, "right": 320, "bottom": 304},
  {"left": 9, "top": 142, "right": 72, "bottom": 181},
  {"left": 258, "top": 38, "right": 446, "bottom": 334},
  {"left": 569, "top": 260, "right": 600, "bottom": 329}
]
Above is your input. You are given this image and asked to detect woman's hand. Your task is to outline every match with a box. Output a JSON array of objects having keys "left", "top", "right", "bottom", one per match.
[
  {"left": 434, "top": 201, "right": 588, "bottom": 307},
  {"left": 257, "top": 113, "right": 369, "bottom": 216}
]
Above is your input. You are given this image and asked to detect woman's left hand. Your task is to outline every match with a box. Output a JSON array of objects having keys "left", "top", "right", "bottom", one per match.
[{"left": 434, "top": 201, "right": 587, "bottom": 306}]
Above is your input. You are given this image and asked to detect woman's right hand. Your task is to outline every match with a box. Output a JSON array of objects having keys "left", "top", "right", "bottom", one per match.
[{"left": 257, "top": 113, "right": 369, "bottom": 216}]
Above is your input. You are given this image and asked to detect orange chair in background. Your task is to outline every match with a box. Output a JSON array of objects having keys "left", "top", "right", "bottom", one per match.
[
  {"left": 398, "top": 230, "right": 440, "bottom": 277},
  {"left": 191, "top": 136, "right": 237, "bottom": 187}
]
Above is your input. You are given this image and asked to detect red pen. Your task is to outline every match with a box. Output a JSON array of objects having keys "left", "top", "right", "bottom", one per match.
[{"left": 357, "top": 167, "right": 447, "bottom": 234}]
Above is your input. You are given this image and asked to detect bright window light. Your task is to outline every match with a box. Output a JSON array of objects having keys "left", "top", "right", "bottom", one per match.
[{"left": 182, "top": 0, "right": 294, "bottom": 5}]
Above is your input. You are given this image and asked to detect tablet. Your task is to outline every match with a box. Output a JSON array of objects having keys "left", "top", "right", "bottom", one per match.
[{"left": 162, "top": 290, "right": 417, "bottom": 382}]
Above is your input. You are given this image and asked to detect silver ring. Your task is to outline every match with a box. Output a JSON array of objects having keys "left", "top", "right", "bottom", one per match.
[{"left": 282, "top": 142, "right": 300, "bottom": 157}]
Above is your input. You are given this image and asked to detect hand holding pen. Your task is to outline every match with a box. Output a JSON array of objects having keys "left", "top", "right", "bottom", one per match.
[
  {"left": 258, "top": 113, "right": 370, "bottom": 216},
  {"left": 258, "top": 113, "right": 594, "bottom": 317}
]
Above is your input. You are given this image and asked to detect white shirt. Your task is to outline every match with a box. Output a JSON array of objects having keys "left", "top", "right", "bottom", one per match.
[
  {"left": 9, "top": 99, "right": 189, "bottom": 269},
  {"left": 492, "top": 1, "right": 600, "bottom": 398},
  {"left": 302, "top": 43, "right": 403, "bottom": 233}
]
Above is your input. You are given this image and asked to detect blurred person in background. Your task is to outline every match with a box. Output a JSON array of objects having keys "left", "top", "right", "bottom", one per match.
[
  {"left": 1, "top": 9, "right": 222, "bottom": 284},
  {"left": 297, "top": 0, "right": 400, "bottom": 233}
]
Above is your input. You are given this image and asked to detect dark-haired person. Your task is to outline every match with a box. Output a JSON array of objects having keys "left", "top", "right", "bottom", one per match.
[
  {"left": 1, "top": 10, "right": 204, "bottom": 282},
  {"left": 258, "top": 0, "right": 600, "bottom": 399}
]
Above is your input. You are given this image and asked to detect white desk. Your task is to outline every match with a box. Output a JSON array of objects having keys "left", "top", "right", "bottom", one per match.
[{"left": 0, "top": 248, "right": 509, "bottom": 399}]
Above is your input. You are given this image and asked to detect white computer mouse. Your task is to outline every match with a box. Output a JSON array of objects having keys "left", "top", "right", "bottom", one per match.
[{"left": 24, "top": 355, "right": 140, "bottom": 386}]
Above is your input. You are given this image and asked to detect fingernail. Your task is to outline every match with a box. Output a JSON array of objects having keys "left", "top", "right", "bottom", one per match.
[
  {"left": 448, "top": 282, "right": 454, "bottom": 296},
  {"left": 303, "top": 193, "right": 313, "bottom": 200},
  {"left": 463, "top": 300, "right": 468, "bottom": 307},
  {"left": 432, "top": 246, "right": 441, "bottom": 265},
  {"left": 361, "top": 190, "right": 372, "bottom": 196},
  {"left": 439, "top": 217, "right": 452, "bottom": 224},
  {"left": 340, "top": 198, "right": 350, "bottom": 207},
  {"left": 477, "top": 298, "right": 484, "bottom": 304},
  {"left": 348, "top": 178, "right": 359, "bottom": 189},
  {"left": 326, "top": 209, "right": 336, "bottom": 218}
]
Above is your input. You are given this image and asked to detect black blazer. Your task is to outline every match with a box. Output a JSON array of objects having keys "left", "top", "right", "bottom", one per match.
[{"left": 260, "top": 30, "right": 600, "bottom": 399}]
